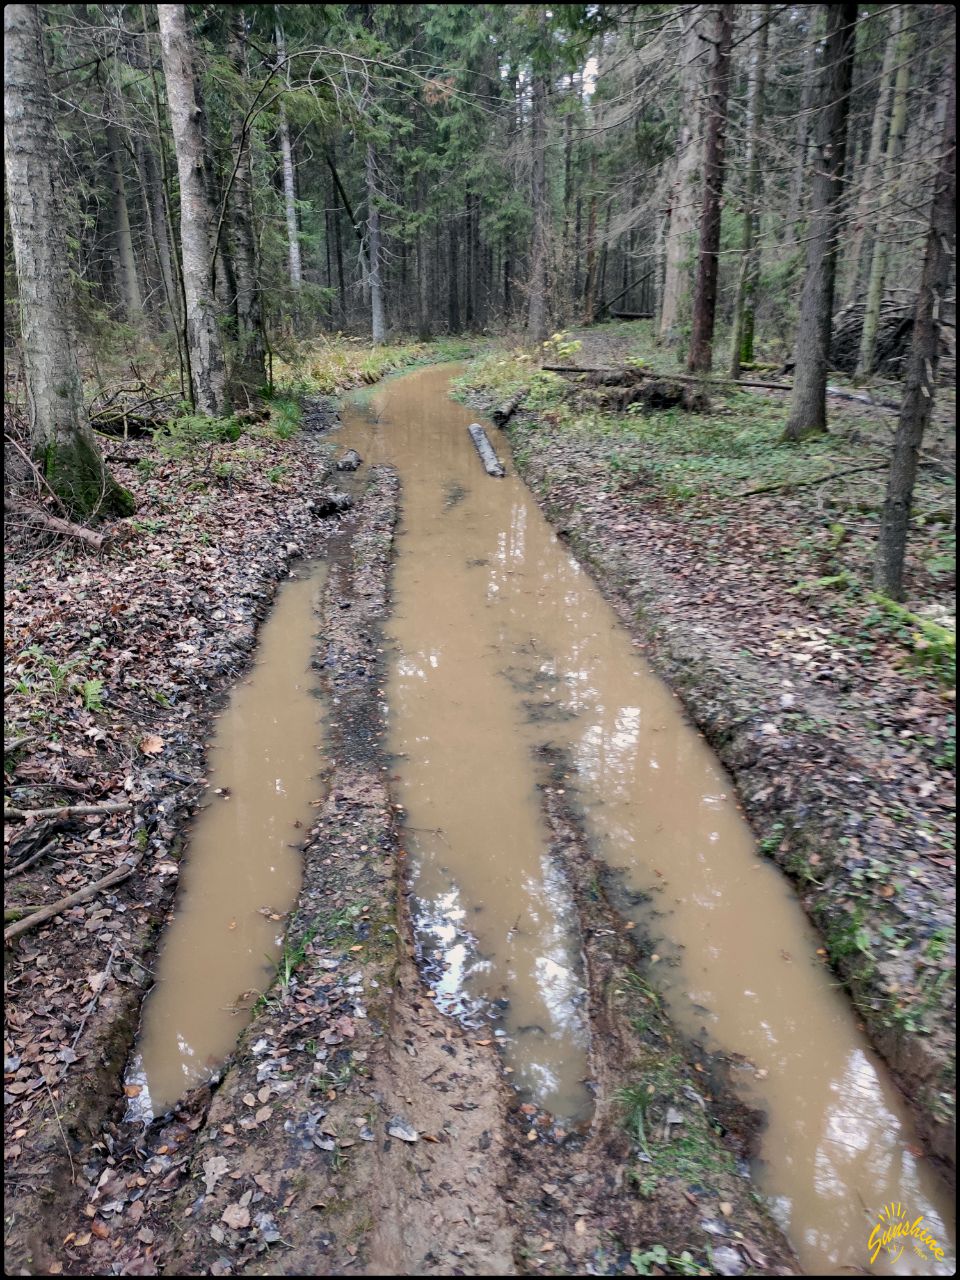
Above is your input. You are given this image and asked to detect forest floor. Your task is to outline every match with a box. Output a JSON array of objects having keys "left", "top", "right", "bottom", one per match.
[
  {"left": 456, "top": 319, "right": 956, "bottom": 1170},
  {"left": 4, "top": 337, "right": 799, "bottom": 1277}
]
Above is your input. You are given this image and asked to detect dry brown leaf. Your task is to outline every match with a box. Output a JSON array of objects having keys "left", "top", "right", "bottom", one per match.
[{"left": 140, "top": 734, "right": 165, "bottom": 756}]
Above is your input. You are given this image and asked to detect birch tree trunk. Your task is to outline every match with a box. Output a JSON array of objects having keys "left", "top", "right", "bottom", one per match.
[
  {"left": 275, "top": 23, "right": 302, "bottom": 294},
  {"left": 157, "top": 3, "right": 229, "bottom": 417},
  {"left": 366, "top": 142, "right": 386, "bottom": 343},
  {"left": 3, "top": 3, "right": 133, "bottom": 518},
  {"left": 856, "top": 8, "right": 914, "bottom": 377},
  {"left": 729, "top": 4, "right": 769, "bottom": 377},
  {"left": 660, "top": 6, "right": 705, "bottom": 341},
  {"left": 688, "top": 4, "right": 734, "bottom": 373},
  {"left": 875, "top": 57, "right": 955, "bottom": 599},
  {"left": 842, "top": 7, "right": 900, "bottom": 307},
  {"left": 783, "top": 3, "right": 858, "bottom": 441},
  {"left": 227, "top": 11, "right": 266, "bottom": 401}
]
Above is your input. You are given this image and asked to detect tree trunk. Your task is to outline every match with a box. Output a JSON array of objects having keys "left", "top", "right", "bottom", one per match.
[
  {"left": 688, "top": 4, "right": 734, "bottom": 374},
  {"left": 527, "top": 68, "right": 549, "bottom": 343},
  {"left": 783, "top": 18, "right": 820, "bottom": 247},
  {"left": 157, "top": 3, "right": 229, "bottom": 417},
  {"left": 582, "top": 152, "right": 599, "bottom": 323},
  {"left": 136, "top": 134, "right": 176, "bottom": 330},
  {"left": 227, "top": 11, "right": 265, "bottom": 401},
  {"left": 448, "top": 217, "right": 460, "bottom": 333},
  {"left": 105, "top": 117, "right": 143, "bottom": 320},
  {"left": 875, "top": 58, "right": 955, "bottom": 599},
  {"left": 660, "top": 6, "right": 705, "bottom": 340},
  {"left": 842, "top": 6, "right": 900, "bottom": 307},
  {"left": 275, "top": 23, "right": 302, "bottom": 294},
  {"left": 729, "top": 4, "right": 769, "bottom": 377},
  {"left": 366, "top": 142, "right": 386, "bottom": 343},
  {"left": 856, "top": 9, "right": 914, "bottom": 377},
  {"left": 783, "top": 3, "right": 858, "bottom": 441},
  {"left": 3, "top": 3, "right": 133, "bottom": 518}
]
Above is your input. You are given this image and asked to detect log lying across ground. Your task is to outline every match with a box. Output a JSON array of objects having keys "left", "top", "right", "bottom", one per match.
[
  {"left": 542, "top": 364, "right": 901, "bottom": 411},
  {"left": 491, "top": 389, "right": 527, "bottom": 426},
  {"left": 467, "top": 423, "right": 506, "bottom": 477}
]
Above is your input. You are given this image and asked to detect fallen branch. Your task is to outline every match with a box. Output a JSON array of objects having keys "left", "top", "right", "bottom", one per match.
[
  {"left": 4, "top": 735, "right": 37, "bottom": 755},
  {"left": 4, "top": 837, "right": 59, "bottom": 880},
  {"left": 4, "top": 497, "right": 109, "bottom": 552},
  {"left": 4, "top": 800, "right": 132, "bottom": 822},
  {"left": 4, "top": 854, "right": 143, "bottom": 944},
  {"left": 739, "top": 463, "right": 889, "bottom": 497}
]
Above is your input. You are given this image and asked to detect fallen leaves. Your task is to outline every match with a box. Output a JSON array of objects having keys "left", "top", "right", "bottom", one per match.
[{"left": 139, "top": 734, "right": 165, "bottom": 757}]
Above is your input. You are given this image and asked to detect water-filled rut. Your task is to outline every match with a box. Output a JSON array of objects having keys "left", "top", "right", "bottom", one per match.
[
  {"left": 129, "top": 560, "right": 327, "bottom": 1118},
  {"left": 337, "top": 365, "right": 954, "bottom": 1277}
]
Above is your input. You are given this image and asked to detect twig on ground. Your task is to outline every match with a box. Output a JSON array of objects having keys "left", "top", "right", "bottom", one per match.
[
  {"left": 4, "top": 855, "right": 143, "bottom": 944},
  {"left": 4, "top": 800, "right": 132, "bottom": 821}
]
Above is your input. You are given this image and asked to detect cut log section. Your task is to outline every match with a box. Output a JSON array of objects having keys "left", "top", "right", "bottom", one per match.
[
  {"left": 466, "top": 424, "right": 506, "bottom": 477},
  {"left": 491, "top": 389, "right": 527, "bottom": 427}
]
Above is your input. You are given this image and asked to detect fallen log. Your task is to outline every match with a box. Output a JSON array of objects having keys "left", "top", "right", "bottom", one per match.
[
  {"left": 467, "top": 424, "right": 506, "bottom": 477},
  {"left": 491, "top": 389, "right": 527, "bottom": 427},
  {"left": 542, "top": 365, "right": 901, "bottom": 410},
  {"left": 3, "top": 496, "right": 109, "bottom": 552}
]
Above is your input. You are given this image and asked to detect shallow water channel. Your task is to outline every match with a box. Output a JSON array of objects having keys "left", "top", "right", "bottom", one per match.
[
  {"left": 129, "top": 561, "right": 327, "bottom": 1117},
  {"left": 337, "top": 365, "right": 954, "bottom": 1277}
]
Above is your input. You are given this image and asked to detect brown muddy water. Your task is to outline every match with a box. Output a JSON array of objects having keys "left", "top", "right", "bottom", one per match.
[
  {"left": 337, "top": 364, "right": 954, "bottom": 1277},
  {"left": 127, "top": 561, "right": 327, "bottom": 1119}
]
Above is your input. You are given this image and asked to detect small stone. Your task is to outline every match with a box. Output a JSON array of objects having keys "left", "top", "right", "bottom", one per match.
[{"left": 387, "top": 1115, "right": 419, "bottom": 1143}]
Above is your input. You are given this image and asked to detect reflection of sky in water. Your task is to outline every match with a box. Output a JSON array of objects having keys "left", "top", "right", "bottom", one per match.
[{"left": 411, "top": 855, "right": 588, "bottom": 1092}]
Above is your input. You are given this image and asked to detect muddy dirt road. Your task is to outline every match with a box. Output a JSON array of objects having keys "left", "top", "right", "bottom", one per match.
[{"left": 7, "top": 365, "right": 953, "bottom": 1277}]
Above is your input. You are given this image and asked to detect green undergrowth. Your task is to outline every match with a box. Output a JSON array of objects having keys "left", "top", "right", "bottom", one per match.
[{"left": 272, "top": 334, "right": 480, "bottom": 399}]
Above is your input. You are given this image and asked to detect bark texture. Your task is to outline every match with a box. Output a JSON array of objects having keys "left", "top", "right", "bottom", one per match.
[
  {"left": 660, "top": 6, "right": 704, "bottom": 340},
  {"left": 874, "top": 59, "right": 955, "bottom": 599},
  {"left": 784, "top": 3, "right": 858, "bottom": 441},
  {"left": 856, "top": 8, "right": 914, "bottom": 377},
  {"left": 367, "top": 143, "right": 386, "bottom": 343},
  {"left": 275, "top": 23, "right": 303, "bottom": 293},
  {"left": 227, "top": 11, "right": 266, "bottom": 401},
  {"left": 105, "top": 117, "right": 143, "bottom": 319},
  {"left": 3, "top": 3, "right": 133, "bottom": 518},
  {"left": 688, "top": 4, "right": 734, "bottom": 373},
  {"left": 842, "top": 6, "right": 900, "bottom": 307},
  {"left": 729, "top": 4, "right": 769, "bottom": 377},
  {"left": 158, "top": 2, "right": 229, "bottom": 417}
]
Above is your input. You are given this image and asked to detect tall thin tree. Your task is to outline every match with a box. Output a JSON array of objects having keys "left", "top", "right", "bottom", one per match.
[
  {"left": 874, "top": 56, "right": 955, "bottom": 599},
  {"left": 783, "top": 3, "right": 858, "bottom": 441},
  {"left": 688, "top": 4, "right": 734, "bottom": 373},
  {"left": 157, "top": 2, "right": 229, "bottom": 417}
]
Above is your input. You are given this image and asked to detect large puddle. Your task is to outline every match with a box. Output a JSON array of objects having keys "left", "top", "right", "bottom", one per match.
[
  {"left": 128, "top": 561, "right": 327, "bottom": 1118},
  {"left": 339, "top": 365, "right": 955, "bottom": 1277}
]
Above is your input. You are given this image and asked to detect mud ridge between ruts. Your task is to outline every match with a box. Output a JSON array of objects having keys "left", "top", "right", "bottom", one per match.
[
  {"left": 15, "top": 459, "right": 800, "bottom": 1277},
  {"left": 462, "top": 385, "right": 955, "bottom": 1178}
]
